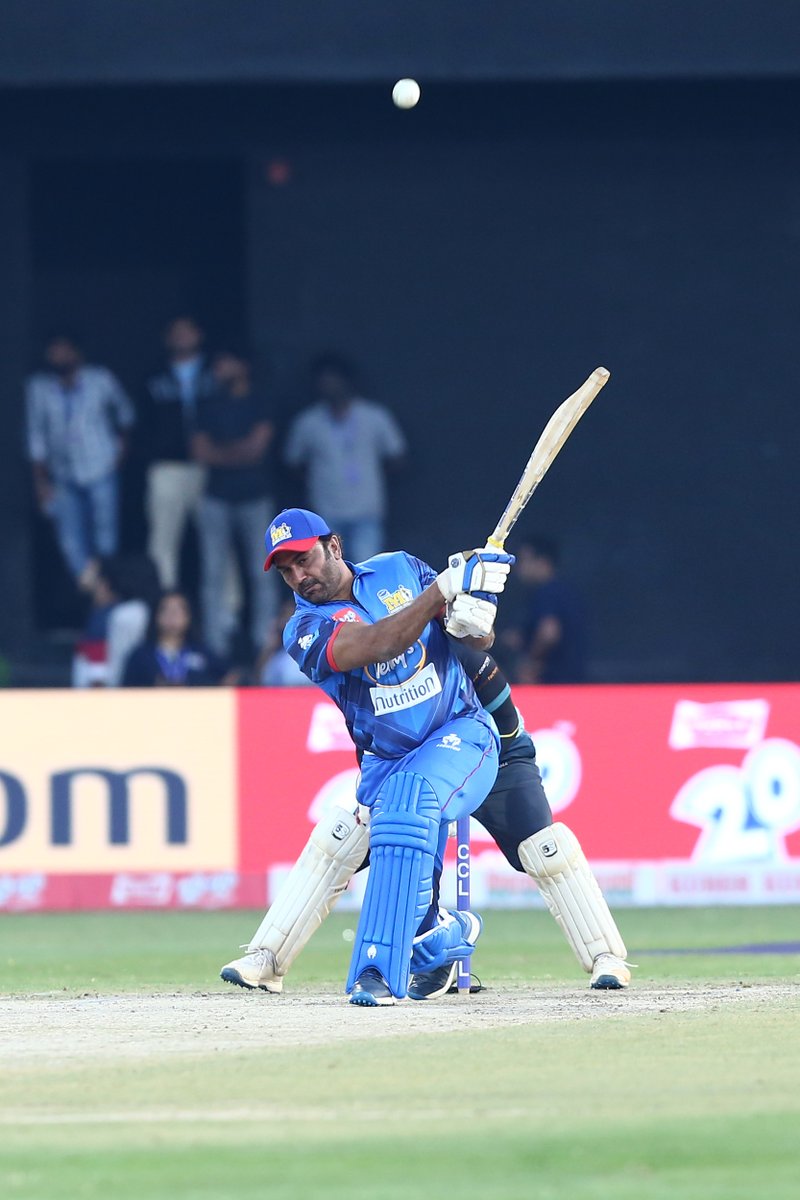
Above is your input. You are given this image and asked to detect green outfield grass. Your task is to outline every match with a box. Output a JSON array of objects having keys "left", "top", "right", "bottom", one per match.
[
  {"left": 4, "top": 904, "right": 800, "bottom": 993},
  {"left": 1, "top": 907, "right": 799, "bottom": 1199}
]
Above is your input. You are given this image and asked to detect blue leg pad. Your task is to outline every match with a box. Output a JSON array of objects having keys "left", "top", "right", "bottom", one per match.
[
  {"left": 410, "top": 909, "right": 482, "bottom": 975},
  {"left": 346, "top": 772, "right": 439, "bottom": 998}
]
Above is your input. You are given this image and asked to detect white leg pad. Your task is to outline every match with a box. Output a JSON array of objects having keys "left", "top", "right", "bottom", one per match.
[
  {"left": 246, "top": 806, "right": 369, "bottom": 976},
  {"left": 518, "top": 822, "right": 627, "bottom": 973}
]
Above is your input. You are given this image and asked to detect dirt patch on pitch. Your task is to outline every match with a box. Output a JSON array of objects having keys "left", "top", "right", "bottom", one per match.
[{"left": 2, "top": 983, "right": 797, "bottom": 1065}]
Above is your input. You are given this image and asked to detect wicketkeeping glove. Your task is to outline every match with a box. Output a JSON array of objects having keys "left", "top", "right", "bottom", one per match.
[
  {"left": 436, "top": 549, "right": 515, "bottom": 602},
  {"left": 444, "top": 593, "right": 498, "bottom": 639}
]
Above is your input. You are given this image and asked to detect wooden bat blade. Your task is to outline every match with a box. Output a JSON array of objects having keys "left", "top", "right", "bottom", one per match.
[{"left": 489, "top": 367, "right": 609, "bottom": 547}]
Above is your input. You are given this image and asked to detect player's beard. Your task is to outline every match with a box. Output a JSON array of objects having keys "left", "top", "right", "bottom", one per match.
[
  {"left": 298, "top": 545, "right": 343, "bottom": 605},
  {"left": 298, "top": 580, "right": 326, "bottom": 602}
]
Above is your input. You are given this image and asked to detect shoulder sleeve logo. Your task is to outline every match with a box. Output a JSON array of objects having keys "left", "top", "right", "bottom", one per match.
[{"left": 333, "top": 608, "right": 363, "bottom": 624}]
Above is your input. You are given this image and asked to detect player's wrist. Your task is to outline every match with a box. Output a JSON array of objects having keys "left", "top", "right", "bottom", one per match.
[{"left": 436, "top": 572, "right": 456, "bottom": 602}]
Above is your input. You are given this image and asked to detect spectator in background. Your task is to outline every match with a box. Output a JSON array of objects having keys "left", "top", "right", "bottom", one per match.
[
  {"left": 513, "top": 537, "right": 588, "bottom": 684},
  {"left": 71, "top": 553, "right": 160, "bottom": 687},
  {"left": 191, "top": 348, "right": 276, "bottom": 657},
  {"left": 104, "top": 553, "right": 162, "bottom": 686},
  {"left": 144, "top": 316, "right": 215, "bottom": 588},
  {"left": 26, "top": 332, "right": 135, "bottom": 590},
  {"left": 284, "top": 353, "right": 406, "bottom": 563},
  {"left": 254, "top": 598, "right": 314, "bottom": 687},
  {"left": 71, "top": 557, "right": 120, "bottom": 687},
  {"left": 122, "top": 590, "right": 232, "bottom": 687}
]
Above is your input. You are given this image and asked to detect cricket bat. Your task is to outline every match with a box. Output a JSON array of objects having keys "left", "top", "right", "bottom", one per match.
[{"left": 487, "top": 367, "right": 610, "bottom": 548}]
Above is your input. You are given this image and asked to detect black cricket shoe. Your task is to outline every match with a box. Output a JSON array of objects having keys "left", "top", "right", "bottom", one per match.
[
  {"left": 349, "top": 967, "right": 397, "bottom": 1007},
  {"left": 408, "top": 963, "right": 457, "bottom": 1001}
]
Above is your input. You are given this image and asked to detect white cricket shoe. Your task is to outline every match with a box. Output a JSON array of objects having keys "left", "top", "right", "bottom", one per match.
[
  {"left": 220, "top": 948, "right": 283, "bottom": 993},
  {"left": 590, "top": 953, "right": 631, "bottom": 990}
]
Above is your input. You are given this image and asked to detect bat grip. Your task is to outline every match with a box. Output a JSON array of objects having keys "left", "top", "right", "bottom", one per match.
[{"left": 473, "top": 591, "right": 498, "bottom": 606}]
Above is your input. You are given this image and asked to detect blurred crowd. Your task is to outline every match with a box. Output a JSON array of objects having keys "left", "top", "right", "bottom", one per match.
[
  {"left": 25, "top": 316, "right": 588, "bottom": 689},
  {"left": 26, "top": 316, "right": 407, "bottom": 688}
]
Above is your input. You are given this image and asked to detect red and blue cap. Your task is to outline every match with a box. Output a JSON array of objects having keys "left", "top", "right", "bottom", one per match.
[{"left": 263, "top": 507, "right": 332, "bottom": 571}]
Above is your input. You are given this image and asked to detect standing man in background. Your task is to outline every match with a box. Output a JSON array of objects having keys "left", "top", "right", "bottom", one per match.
[
  {"left": 144, "top": 315, "right": 215, "bottom": 588},
  {"left": 284, "top": 354, "right": 406, "bottom": 563},
  {"left": 192, "top": 348, "right": 276, "bottom": 658},
  {"left": 26, "top": 332, "right": 135, "bottom": 590},
  {"left": 515, "top": 536, "right": 587, "bottom": 684}
]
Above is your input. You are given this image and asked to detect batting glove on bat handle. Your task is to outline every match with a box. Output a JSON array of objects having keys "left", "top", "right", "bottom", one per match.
[
  {"left": 445, "top": 593, "right": 498, "bottom": 639},
  {"left": 436, "top": 549, "right": 515, "bottom": 602}
]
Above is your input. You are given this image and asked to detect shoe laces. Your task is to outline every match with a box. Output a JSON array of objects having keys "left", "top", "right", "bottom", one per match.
[
  {"left": 238, "top": 945, "right": 273, "bottom": 967},
  {"left": 594, "top": 952, "right": 637, "bottom": 970}
]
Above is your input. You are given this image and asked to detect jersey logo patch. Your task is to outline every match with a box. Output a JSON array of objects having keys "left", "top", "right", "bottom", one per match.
[
  {"left": 333, "top": 608, "right": 363, "bottom": 624},
  {"left": 370, "top": 663, "right": 442, "bottom": 715},
  {"left": 437, "top": 733, "right": 462, "bottom": 750},
  {"left": 298, "top": 631, "right": 318, "bottom": 651},
  {"left": 364, "top": 641, "right": 425, "bottom": 684},
  {"left": 377, "top": 585, "right": 413, "bottom": 614}
]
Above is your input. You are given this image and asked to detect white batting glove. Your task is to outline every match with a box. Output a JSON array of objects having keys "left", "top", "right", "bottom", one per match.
[
  {"left": 445, "top": 593, "right": 498, "bottom": 639},
  {"left": 436, "top": 549, "right": 514, "bottom": 602}
]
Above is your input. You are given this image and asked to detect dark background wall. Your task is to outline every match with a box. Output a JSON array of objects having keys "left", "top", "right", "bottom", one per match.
[
  {"left": 2, "top": 0, "right": 800, "bottom": 86},
  {"left": 249, "top": 83, "right": 800, "bottom": 683},
  {"left": 1, "top": 3, "right": 799, "bottom": 683}
]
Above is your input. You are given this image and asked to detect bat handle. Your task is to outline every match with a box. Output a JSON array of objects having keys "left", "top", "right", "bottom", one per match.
[{"left": 475, "top": 536, "right": 505, "bottom": 605}]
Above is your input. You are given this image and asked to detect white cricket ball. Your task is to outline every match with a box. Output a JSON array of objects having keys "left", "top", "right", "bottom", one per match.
[{"left": 392, "top": 78, "right": 421, "bottom": 109}]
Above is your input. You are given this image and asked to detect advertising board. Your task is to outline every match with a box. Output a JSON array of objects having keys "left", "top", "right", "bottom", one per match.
[{"left": 2, "top": 685, "right": 799, "bottom": 910}]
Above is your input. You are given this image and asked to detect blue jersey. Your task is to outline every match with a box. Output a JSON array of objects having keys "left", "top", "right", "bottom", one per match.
[{"left": 284, "top": 552, "right": 484, "bottom": 759}]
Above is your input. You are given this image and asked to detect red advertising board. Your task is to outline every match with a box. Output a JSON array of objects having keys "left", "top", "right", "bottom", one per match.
[{"left": 2, "top": 684, "right": 799, "bottom": 910}]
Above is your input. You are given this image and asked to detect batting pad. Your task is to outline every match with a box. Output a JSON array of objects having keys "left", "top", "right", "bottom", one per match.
[
  {"left": 410, "top": 908, "right": 480, "bottom": 975},
  {"left": 247, "top": 805, "right": 369, "bottom": 975},
  {"left": 518, "top": 822, "right": 627, "bottom": 972},
  {"left": 346, "top": 772, "right": 439, "bottom": 998}
]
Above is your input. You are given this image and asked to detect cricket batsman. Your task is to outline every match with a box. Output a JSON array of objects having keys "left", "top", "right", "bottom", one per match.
[
  {"left": 221, "top": 644, "right": 630, "bottom": 998},
  {"left": 252, "top": 507, "right": 513, "bottom": 1007}
]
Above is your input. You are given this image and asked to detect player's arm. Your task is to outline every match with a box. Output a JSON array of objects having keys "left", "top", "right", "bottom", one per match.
[
  {"left": 330, "top": 583, "right": 448, "bottom": 671},
  {"left": 331, "top": 551, "right": 511, "bottom": 671},
  {"left": 450, "top": 641, "right": 521, "bottom": 739}
]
